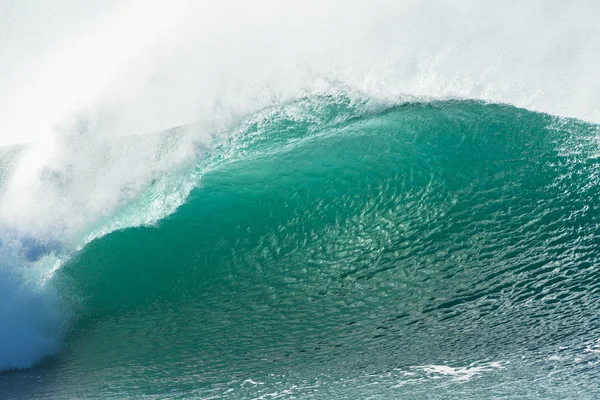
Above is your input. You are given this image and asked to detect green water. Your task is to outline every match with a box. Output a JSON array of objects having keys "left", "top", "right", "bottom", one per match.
[{"left": 2, "top": 98, "right": 600, "bottom": 399}]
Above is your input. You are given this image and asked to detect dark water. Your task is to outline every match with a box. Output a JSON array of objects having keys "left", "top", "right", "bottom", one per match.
[{"left": 2, "top": 98, "right": 600, "bottom": 399}]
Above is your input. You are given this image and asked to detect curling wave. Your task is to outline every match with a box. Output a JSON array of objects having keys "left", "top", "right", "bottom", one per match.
[{"left": 2, "top": 97, "right": 600, "bottom": 399}]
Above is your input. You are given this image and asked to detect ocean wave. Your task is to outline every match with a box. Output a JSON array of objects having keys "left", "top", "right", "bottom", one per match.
[{"left": 2, "top": 98, "right": 599, "bottom": 399}]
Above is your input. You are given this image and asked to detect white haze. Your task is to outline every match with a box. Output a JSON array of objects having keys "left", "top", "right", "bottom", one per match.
[{"left": 1, "top": 0, "right": 600, "bottom": 148}]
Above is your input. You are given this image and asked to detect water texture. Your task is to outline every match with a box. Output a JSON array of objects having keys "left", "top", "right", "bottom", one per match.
[{"left": 2, "top": 98, "right": 599, "bottom": 398}]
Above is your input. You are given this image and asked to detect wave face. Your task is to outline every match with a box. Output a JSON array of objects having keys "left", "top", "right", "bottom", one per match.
[{"left": 2, "top": 97, "right": 600, "bottom": 399}]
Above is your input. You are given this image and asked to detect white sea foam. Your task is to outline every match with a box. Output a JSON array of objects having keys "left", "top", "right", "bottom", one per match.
[{"left": 410, "top": 361, "right": 505, "bottom": 382}]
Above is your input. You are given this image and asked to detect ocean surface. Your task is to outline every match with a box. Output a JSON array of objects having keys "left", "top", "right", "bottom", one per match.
[{"left": 1, "top": 97, "right": 600, "bottom": 398}]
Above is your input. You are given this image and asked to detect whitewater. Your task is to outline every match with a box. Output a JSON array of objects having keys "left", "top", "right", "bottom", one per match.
[{"left": 1, "top": 1, "right": 600, "bottom": 399}]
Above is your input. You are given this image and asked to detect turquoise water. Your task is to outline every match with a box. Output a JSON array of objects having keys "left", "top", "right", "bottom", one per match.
[{"left": 2, "top": 98, "right": 600, "bottom": 398}]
